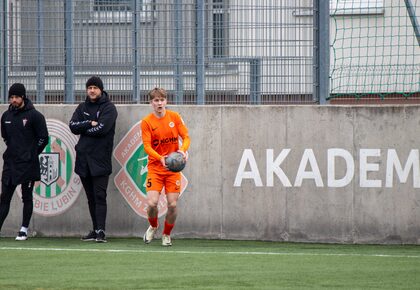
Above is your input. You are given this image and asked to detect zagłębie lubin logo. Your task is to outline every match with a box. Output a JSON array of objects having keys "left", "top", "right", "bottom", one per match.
[
  {"left": 113, "top": 121, "right": 188, "bottom": 219},
  {"left": 31, "top": 119, "right": 82, "bottom": 216}
]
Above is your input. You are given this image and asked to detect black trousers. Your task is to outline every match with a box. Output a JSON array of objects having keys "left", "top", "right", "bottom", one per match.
[
  {"left": 0, "top": 181, "right": 35, "bottom": 231},
  {"left": 80, "top": 175, "right": 109, "bottom": 231}
]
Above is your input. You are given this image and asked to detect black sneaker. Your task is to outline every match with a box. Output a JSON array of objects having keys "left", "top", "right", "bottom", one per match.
[
  {"left": 95, "top": 230, "right": 107, "bottom": 243},
  {"left": 81, "top": 230, "right": 96, "bottom": 241},
  {"left": 15, "top": 231, "right": 28, "bottom": 241}
]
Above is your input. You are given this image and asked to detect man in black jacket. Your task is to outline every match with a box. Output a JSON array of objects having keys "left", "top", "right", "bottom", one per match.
[
  {"left": 69, "top": 76, "right": 118, "bottom": 243},
  {"left": 0, "top": 83, "right": 49, "bottom": 240}
]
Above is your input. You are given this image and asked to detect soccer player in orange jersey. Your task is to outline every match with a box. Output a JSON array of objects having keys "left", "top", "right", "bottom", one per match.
[{"left": 141, "top": 88, "right": 190, "bottom": 246}]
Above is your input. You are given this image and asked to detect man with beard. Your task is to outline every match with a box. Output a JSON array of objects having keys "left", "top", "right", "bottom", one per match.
[
  {"left": 69, "top": 76, "right": 118, "bottom": 243},
  {"left": 0, "top": 83, "right": 48, "bottom": 240}
]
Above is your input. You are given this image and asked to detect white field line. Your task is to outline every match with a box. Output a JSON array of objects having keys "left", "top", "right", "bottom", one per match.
[{"left": 0, "top": 247, "right": 419, "bottom": 259}]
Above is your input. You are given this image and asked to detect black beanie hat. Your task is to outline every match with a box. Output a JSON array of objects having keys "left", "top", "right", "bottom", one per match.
[
  {"left": 8, "top": 83, "right": 26, "bottom": 98},
  {"left": 86, "top": 76, "right": 104, "bottom": 92}
]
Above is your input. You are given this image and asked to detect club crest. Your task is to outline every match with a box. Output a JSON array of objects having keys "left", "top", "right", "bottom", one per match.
[
  {"left": 40, "top": 153, "right": 60, "bottom": 186},
  {"left": 26, "top": 119, "right": 82, "bottom": 217}
]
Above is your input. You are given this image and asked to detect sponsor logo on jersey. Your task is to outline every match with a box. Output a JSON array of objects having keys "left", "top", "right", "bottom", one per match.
[{"left": 159, "top": 137, "right": 178, "bottom": 144}]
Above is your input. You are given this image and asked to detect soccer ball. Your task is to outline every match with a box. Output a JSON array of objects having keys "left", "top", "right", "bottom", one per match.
[{"left": 165, "top": 152, "right": 186, "bottom": 172}]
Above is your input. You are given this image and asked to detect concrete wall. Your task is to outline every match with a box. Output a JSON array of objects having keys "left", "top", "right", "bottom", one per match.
[{"left": 1, "top": 105, "right": 420, "bottom": 244}]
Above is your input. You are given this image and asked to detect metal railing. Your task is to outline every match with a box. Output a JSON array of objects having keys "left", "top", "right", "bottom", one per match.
[{"left": 1, "top": 0, "right": 325, "bottom": 104}]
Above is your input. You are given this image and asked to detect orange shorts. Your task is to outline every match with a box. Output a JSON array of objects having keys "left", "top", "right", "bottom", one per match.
[{"left": 145, "top": 170, "right": 181, "bottom": 194}]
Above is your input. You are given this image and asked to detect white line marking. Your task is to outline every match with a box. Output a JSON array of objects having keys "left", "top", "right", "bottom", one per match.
[{"left": 0, "top": 247, "right": 419, "bottom": 258}]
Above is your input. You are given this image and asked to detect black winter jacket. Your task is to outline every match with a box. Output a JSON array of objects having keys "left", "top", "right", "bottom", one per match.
[
  {"left": 1, "top": 99, "right": 49, "bottom": 185},
  {"left": 69, "top": 91, "right": 118, "bottom": 177}
]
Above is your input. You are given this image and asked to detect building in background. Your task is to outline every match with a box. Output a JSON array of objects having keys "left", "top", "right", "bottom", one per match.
[{"left": 1, "top": 0, "right": 419, "bottom": 104}]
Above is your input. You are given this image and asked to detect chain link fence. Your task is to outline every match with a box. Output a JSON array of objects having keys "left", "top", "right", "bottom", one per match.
[{"left": 1, "top": 0, "right": 317, "bottom": 104}]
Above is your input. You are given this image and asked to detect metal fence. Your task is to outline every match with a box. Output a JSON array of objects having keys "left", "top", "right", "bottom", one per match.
[{"left": 0, "top": 0, "right": 323, "bottom": 104}]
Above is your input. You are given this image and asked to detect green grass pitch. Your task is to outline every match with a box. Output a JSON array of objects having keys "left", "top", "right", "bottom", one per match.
[{"left": 0, "top": 238, "right": 419, "bottom": 289}]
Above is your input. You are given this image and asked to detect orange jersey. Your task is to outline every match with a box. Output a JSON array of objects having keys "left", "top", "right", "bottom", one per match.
[{"left": 141, "top": 110, "right": 190, "bottom": 171}]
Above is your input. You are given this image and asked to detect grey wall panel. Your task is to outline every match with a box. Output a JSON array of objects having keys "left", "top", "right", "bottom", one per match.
[{"left": 0, "top": 104, "right": 419, "bottom": 244}]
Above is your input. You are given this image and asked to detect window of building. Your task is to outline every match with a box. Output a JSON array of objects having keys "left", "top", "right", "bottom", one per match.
[
  {"left": 212, "top": 0, "right": 227, "bottom": 58},
  {"left": 94, "top": 0, "right": 132, "bottom": 12},
  {"left": 91, "top": 0, "right": 154, "bottom": 23}
]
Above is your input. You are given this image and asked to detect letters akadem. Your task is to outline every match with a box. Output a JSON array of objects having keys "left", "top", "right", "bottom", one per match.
[{"left": 234, "top": 148, "right": 420, "bottom": 188}]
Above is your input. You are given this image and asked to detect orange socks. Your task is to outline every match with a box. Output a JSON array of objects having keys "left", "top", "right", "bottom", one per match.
[
  {"left": 163, "top": 220, "right": 175, "bottom": 235},
  {"left": 148, "top": 217, "right": 158, "bottom": 228},
  {"left": 148, "top": 218, "right": 174, "bottom": 235}
]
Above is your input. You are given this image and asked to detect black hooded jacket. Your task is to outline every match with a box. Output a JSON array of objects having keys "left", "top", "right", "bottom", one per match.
[
  {"left": 1, "top": 98, "right": 49, "bottom": 185},
  {"left": 69, "top": 91, "right": 118, "bottom": 177}
]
